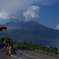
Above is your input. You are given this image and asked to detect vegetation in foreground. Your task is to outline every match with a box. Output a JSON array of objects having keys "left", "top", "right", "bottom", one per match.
[{"left": 0, "top": 37, "right": 58, "bottom": 55}]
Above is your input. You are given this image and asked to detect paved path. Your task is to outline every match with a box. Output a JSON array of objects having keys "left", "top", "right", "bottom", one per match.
[
  {"left": 22, "top": 50, "right": 59, "bottom": 59},
  {"left": 1, "top": 49, "right": 59, "bottom": 59},
  {"left": 0, "top": 49, "right": 35, "bottom": 59},
  {"left": 0, "top": 52, "right": 16, "bottom": 59}
]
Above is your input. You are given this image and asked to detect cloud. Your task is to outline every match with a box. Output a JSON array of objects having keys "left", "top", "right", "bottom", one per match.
[
  {"left": 56, "top": 25, "right": 59, "bottom": 30},
  {"left": 23, "top": 5, "right": 40, "bottom": 21},
  {"left": 0, "top": 0, "right": 58, "bottom": 20},
  {"left": 36, "top": 0, "right": 58, "bottom": 5},
  {"left": 0, "top": 10, "right": 10, "bottom": 20}
]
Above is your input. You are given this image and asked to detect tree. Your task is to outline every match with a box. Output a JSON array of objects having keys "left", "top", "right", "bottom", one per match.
[
  {"left": 0, "top": 37, "right": 5, "bottom": 42},
  {"left": 5, "top": 37, "right": 12, "bottom": 42}
]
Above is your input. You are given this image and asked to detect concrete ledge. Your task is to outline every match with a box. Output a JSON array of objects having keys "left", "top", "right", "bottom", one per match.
[{"left": 11, "top": 55, "right": 23, "bottom": 59}]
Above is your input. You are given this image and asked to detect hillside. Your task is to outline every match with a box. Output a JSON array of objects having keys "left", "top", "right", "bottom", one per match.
[{"left": 0, "top": 20, "right": 59, "bottom": 47}]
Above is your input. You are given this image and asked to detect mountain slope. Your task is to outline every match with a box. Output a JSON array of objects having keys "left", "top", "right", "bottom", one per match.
[
  {"left": 0, "top": 20, "right": 59, "bottom": 47},
  {"left": 4, "top": 20, "right": 59, "bottom": 38}
]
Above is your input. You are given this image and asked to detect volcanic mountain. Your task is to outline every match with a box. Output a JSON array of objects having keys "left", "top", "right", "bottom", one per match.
[{"left": 0, "top": 20, "right": 59, "bottom": 47}]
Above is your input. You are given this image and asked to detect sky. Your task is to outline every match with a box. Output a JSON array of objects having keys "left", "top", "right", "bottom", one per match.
[{"left": 0, "top": 0, "right": 59, "bottom": 30}]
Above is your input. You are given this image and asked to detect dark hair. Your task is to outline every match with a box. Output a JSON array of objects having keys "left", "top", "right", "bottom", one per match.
[{"left": 8, "top": 41, "right": 13, "bottom": 47}]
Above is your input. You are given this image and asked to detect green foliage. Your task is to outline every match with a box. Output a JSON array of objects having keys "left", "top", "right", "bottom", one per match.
[
  {"left": 0, "top": 37, "right": 58, "bottom": 54},
  {"left": 5, "top": 37, "right": 12, "bottom": 42},
  {"left": 48, "top": 46, "right": 58, "bottom": 54},
  {"left": 0, "top": 37, "right": 12, "bottom": 42},
  {"left": 13, "top": 41, "right": 58, "bottom": 54},
  {"left": 0, "top": 37, "right": 5, "bottom": 42}
]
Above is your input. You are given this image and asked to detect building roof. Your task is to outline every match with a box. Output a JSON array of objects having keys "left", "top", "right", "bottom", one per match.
[{"left": 0, "top": 25, "right": 7, "bottom": 31}]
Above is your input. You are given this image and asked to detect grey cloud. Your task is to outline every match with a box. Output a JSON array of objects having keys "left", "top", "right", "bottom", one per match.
[
  {"left": 23, "top": 5, "right": 40, "bottom": 21},
  {"left": 0, "top": 0, "right": 58, "bottom": 20},
  {"left": 56, "top": 25, "right": 59, "bottom": 30}
]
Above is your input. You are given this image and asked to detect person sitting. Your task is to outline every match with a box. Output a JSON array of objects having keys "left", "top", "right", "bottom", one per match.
[{"left": 6, "top": 41, "right": 13, "bottom": 55}]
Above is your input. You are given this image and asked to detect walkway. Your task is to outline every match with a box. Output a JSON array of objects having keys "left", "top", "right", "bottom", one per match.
[{"left": 0, "top": 52, "right": 16, "bottom": 59}]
